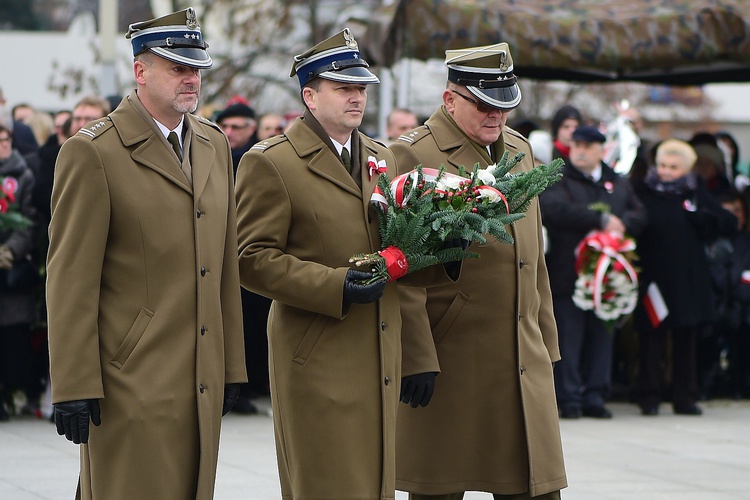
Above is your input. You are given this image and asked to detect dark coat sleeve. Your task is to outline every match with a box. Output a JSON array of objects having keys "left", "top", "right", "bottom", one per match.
[
  {"left": 539, "top": 178, "right": 603, "bottom": 233},
  {"left": 685, "top": 183, "right": 738, "bottom": 242},
  {"left": 618, "top": 179, "right": 648, "bottom": 237}
]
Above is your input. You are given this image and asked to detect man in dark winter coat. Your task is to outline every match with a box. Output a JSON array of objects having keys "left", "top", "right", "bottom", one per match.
[
  {"left": 216, "top": 102, "right": 268, "bottom": 414},
  {"left": 540, "top": 125, "right": 647, "bottom": 419},
  {"left": 216, "top": 103, "right": 257, "bottom": 175}
]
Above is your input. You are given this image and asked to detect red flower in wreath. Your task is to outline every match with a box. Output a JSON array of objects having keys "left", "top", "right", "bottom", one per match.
[{"left": 0, "top": 176, "right": 19, "bottom": 213}]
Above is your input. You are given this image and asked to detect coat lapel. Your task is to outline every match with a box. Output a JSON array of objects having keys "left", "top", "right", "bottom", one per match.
[
  {"left": 111, "top": 92, "right": 192, "bottom": 193},
  {"left": 286, "top": 119, "right": 361, "bottom": 197},
  {"left": 307, "top": 149, "right": 361, "bottom": 197},
  {"left": 447, "top": 143, "right": 489, "bottom": 174},
  {"left": 129, "top": 137, "right": 192, "bottom": 193},
  {"left": 187, "top": 117, "right": 215, "bottom": 201}
]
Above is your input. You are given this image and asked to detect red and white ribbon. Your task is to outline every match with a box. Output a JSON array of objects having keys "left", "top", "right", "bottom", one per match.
[
  {"left": 367, "top": 156, "right": 388, "bottom": 180},
  {"left": 574, "top": 230, "right": 638, "bottom": 316},
  {"left": 370, "top": 168, "right": 508, "bottom": 213},
  {"left": 378, "top": 246, "right": 409, "bottom": 280}
]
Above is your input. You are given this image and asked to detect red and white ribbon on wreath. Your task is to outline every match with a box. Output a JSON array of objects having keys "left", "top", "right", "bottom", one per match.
[
  {"left": 574, "top": 230, "right": 638, "bottom": 315},
  {"left": 378, "top": 246, "right": 409, "bottom": 280},
  {"left": 370, "top": 168, "right": 508, "bottom": 213}
]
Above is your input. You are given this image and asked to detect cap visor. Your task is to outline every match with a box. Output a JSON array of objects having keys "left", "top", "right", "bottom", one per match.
[
  {"left": 468, "top": 84, "right": 521, "bottom": 111},
  {"left": 318, "top": 66, "right": 379, "bottom": 85},
  {"left": 151, "top": 47, "right": 212, "bottom": 69}
]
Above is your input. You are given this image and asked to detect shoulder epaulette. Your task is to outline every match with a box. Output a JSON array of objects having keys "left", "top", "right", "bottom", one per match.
[
  {"left": 194, "top": 114, "right": 222, "bottom": 133},
  {"left": 251, "top": 135, "right": 288, "bottom": 152},
  {"left": 368, "top": 137, "right": 388, "bottom": 148},
  {"left": 396, "top": 125, "right": 430, "bottom": 145},
  {"left": 504, "top": 126, "right": 529, "bottom": 143},
  {"left": 76, "top": 117, "right": 113, "bottom": 140}
]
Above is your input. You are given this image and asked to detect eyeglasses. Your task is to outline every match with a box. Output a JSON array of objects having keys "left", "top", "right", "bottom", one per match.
[
  {"left": 450, "top": 90, "right": 499, "bottom": 114},
  {"left": 0, "top": 136, "right": 11, "bottom": 144}
]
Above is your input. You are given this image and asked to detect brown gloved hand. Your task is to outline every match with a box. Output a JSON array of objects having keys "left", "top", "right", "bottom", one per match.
[{"left": 0, "top": 246, "right": 14, "bottom": 270}]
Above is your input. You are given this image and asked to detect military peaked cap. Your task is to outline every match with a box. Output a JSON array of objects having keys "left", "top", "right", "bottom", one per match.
[
  {"left": 126, "top": 7, "right": 212, "bottom": 69},
  {"left": 445, "top": 43, "right": 521, "bottom": 111},
  {"left": 291, "top": 28, "right": 379, "bottom": 88}
]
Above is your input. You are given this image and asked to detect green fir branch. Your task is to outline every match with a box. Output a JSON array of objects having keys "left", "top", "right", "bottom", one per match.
[{"left": 351, "top": 152, "right": 563, "bottom": 282}]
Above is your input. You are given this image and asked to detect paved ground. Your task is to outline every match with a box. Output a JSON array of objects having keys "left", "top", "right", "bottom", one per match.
[{"left": 2, "top": 398, "right": 750, "bottom": 499}]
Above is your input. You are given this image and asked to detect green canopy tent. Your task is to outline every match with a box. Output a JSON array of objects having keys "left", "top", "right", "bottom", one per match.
[{"left": 362, "top": 0, "right": 750, "bottom": 85}]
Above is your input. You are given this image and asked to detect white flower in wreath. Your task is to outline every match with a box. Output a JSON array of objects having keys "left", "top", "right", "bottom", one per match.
[
  {"left": 475, "top": 167, "right": 497, "bottom": 186},
  {"left": 572, "top": 274, "right": 594, "bottom": 310},
  {"left": 476, "top": 186, "right": 504, "bottom": 204},
  {"left": 436, "top": 175, "right": 463, "bottom": 192}
]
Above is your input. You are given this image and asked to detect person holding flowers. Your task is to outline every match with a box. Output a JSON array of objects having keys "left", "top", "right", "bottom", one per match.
[
  {"left": 0, "top": 123, "right": 37, "bottom": 422},
  {"left": 235, "top": 29, "right": 451, "bottom": 500},
  {"left": 540, "top": 125, "right": 647, "bottom": 420},
  {"left": 390, "top": 43, "right": 567, "bottom": 500}
]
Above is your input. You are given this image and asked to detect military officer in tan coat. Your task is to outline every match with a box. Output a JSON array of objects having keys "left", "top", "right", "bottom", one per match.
[
  {"left": 47, "top": 8, "right": 246, "bottom": 500},
  {"left": 236, "top": 29, "right": 444, "bottom": 500},
  {"left": 391, "top": 44, "right": 567, "bottom": 499}
]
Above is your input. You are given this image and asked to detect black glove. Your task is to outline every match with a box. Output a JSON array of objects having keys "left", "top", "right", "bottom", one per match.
[
  {"left": 442, "top": 238, "right": 469, "bottom": 280},
  {"left": 343, "top": 269, "right": 387, "bottom": 305},
  {"left": 54, "top": 399, "right": 101, "bottom": 444},
  {"left": 451, "top": 238, "right": 471, "bottom": 251},
  {"left": 400, "top": 372, "right": 438, "bottom": 408},
  {"left": 222, "top": 383, "right": 241, "bottom": 416}
]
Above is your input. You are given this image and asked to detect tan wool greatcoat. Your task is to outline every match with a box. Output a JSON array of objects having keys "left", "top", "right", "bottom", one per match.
[
  {"left": 391, "top": 108, "right": 567, "bottom": 496},
  {"left": 47, "top": 91, "right": 246, "bottom": 500},
  {"left": 236, "top": 115, "right": 402, "bottom": 500}
]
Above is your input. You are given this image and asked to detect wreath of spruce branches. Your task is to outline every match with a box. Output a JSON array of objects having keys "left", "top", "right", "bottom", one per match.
[{"left": 350, "top": 151, "right": 564, "bottom": 282}]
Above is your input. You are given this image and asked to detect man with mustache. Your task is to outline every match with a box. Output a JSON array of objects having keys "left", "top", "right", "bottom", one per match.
[
  {"left": 47, "top": 8, "right": 246, "bottom": 499},
  {"left": 391, "top": 43, "right": 567, "bottom": 499}
]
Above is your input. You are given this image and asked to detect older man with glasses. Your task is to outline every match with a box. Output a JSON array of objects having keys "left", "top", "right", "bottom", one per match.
[
  {"left": 216, "top": 103, "right": 258, "bottom": 173},
  {"left": 69, "top": 96, "right": 110, "bottom": 136},
  {"left": 256, "top": 113, "right": 285, "bottom": 141},
  {"left": 34, "top": 97, "right": 109, "bottom": 243},
  {"left": 390, "top": 43, "right": 567, "bottom": 500}
]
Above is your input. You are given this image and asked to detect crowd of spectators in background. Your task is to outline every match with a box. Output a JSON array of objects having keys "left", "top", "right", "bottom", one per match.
[
  {"left": 2, "top": 81, "right": 750, "bottom": 423},
  {"left": 527, "top": 104, "right": 750, "bottom": 417}
]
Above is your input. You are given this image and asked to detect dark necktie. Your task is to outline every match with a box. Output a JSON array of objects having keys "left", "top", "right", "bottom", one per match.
[
  {"left": 168, "top": 131, "right": 182, "bottom": 162},
  {"left": 341, "top": 147, "right": 351, "bottom": 173}
]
